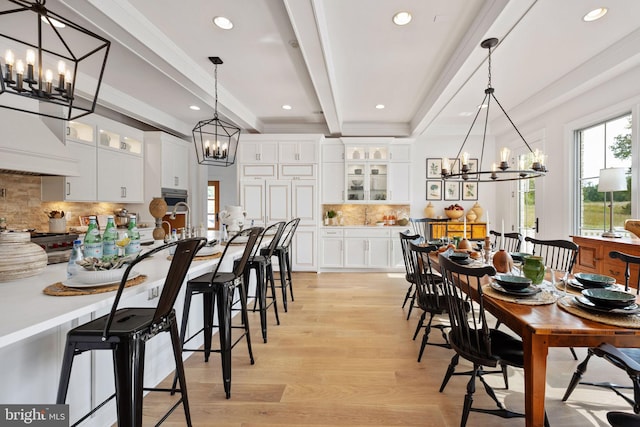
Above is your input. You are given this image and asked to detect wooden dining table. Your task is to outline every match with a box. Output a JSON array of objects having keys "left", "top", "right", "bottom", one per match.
[{"left": 430, "top": 252, "right": 640, "bottom": 427}]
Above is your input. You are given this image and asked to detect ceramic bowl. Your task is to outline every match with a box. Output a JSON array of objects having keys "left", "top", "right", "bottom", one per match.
[
  {"left": 581, "top": 288, "right": 636, "bottom": 308},
  {"left": 449, "top": 252, "right": 469, "bottom": 262},
  {"left": 444, "top": 209, "right": 464, "bottom": 220},
  {"left": 509, "top": 252, "right": 531, "bottom": 263},
  {"left": 495, "top": 274, "right": 532, "bottom": 291},
  {"left": 352, "top": 179, "right": 363, "bottom": 186},
  {"left": 574, "top": 272, "right": 616, "bottom": 288}
]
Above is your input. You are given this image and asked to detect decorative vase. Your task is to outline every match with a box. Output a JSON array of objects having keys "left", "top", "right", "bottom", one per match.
[
  {"left": 424, "top": 202, "right": 435, "bottom": 218},
  {"left": 149, "top": 197, "right": 169, "bottom": 241},
  {"left": 458, "top": 238, "right": 472, "bottom": 251},
  {"left": 0, "top": 232, "right": 47, "bottom": 282},
  {"left": 522, "top": 255, "right": 545, "bottom": 284},
  {"left": 492, "top": 249, "right": 513, "bottom": 273},
  {"left": 465, "top": 210, "right": 477, "bottom": 223},
  {"left": 471, "top": 202, "right": 483, "bottom": 221}
]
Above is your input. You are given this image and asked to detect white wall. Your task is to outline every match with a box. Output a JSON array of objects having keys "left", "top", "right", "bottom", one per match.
[{"left": 493, "top": 63, "right": 640, "bottom": 240}]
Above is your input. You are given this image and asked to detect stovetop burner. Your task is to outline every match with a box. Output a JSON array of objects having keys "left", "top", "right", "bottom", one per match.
[{"left": 31, "top": 232, "right": 79, "bottom": 264}]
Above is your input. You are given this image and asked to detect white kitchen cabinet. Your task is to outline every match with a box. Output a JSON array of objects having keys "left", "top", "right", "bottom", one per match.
[
  {"left": 343, "top": 137, "right": 392, "bottom": 161},
  {"left": 321, "top": 141, "right": 344, "bottom": 162},
  {"left": 388, "top": 162, "right": 411, "bottom": 203},
  {"left": 389, "top": 237, "right": 405, "bottom": 269},
  {"left": 292, "top": 180, "right": 317, "bottom": 226},
  {"left": 160, "top": 135, "right": 189, "bottom": 190},
  {"left": 389, "top": 143, "right": 412, "bottom": 162},
  {"left": 97, "top": 148, "right": 144, "bottom": 202},
  {"left": 292, "top": 226, "right": 316, "bottom": 271},
  {"left": 41, "top": 140, "right": 97, "bottom": 201},
  {"left": 346, "top": 162, "right": 387, "bottom": 202},
  {"left": 344, "top": 237, "right": 390, "bottom": 268},
  {"left": 320, "top": 228, "right": 344, "bottom": 268},
  {"left": 240, "top": 180, "right": 266, "bottom": 224},
  {"left": 279, "top": 141, "right": 317, "bottom": 163},
  {"left": 321, "top": 162, "right": 344, "bottom": 203},
  {"left": 238, "top": 141, "right": 278, "bottom": 163},
  {"left": 265, "top": 180, "right": 291, "bottom": 224}
]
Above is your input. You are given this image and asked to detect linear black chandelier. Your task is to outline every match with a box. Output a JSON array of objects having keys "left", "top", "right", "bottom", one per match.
[
  {"left": 193, "top": 56, "right": 241, "bottom": 167},
  {"left": 0, "top": 0, "right": 110, "bottom": 120},
  {"left": 441, "top": 38, "right": 547, "bottom": 182}
]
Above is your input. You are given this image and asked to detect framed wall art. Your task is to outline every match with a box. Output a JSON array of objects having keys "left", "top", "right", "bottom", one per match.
[
  {"left": 462, "top": 181, "right": 478, "bottom": 201},
  {"left": 426, "top": 180, "right": 442, "bottom": 200},
  {"left": 467, "top": 158, "right": 478, "bottom": 178},
  {"left": 444, "top": 181, "right": 460, "bottom": 201},
  {"left": 426, "top": 158, "right": 442, "bottom": 178}
]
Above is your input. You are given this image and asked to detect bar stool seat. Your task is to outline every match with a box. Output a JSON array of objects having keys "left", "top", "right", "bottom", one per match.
[
  {"left": 260, "top": 218, "right": 299, "bottom": 312},
  {"left": 235, "top": 222, "right": 285, "bottom": 343},
  {"left": 57, "top": 238, "right": 206, "bottom": 427},
  {"left": 175, "top": 227, "right": 262, "bottom": 399}
]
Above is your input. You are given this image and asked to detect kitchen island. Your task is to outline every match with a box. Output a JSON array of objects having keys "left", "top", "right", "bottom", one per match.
[{"left": 0, "top": 236, "right": 249, "bottom": 426}]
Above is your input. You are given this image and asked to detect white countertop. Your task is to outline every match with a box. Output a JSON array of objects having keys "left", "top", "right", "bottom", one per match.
[{"left": 0, "top": 234, "right": 243, "bottom": 349}]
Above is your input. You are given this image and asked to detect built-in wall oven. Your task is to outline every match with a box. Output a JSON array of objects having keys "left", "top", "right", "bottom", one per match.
[{"left": 161, "top": 188, "right": 188, "bottom": 212}]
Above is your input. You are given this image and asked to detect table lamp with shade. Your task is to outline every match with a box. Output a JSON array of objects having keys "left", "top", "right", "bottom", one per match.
[{"left": 598, "top": 167, "right": 627, "bottom": 238}]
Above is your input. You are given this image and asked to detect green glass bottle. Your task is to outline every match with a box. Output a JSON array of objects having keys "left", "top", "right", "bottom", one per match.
[
  {"left": 102, "top": 215, "right": 118, "bottom": 260},
  {"left": 125, "top": 216, "right": 141, "bottom": 255},
  {"left": 84, "top": 216, "right": 103, "bottom": 259}
]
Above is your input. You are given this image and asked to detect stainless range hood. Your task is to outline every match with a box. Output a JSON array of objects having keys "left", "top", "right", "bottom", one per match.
[{"left": 0, "top": 109, "right": 80, "bottom": 176}]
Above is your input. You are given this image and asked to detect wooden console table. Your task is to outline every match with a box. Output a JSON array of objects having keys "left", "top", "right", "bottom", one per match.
[
  {"left": 572, "top": 235, "right": 640, "bottom": 285},
  {"left": 430, "top": 221, "right": 486, "bottom": 240}
]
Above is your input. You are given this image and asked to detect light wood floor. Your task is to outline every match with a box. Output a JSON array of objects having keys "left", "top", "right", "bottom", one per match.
[{"left": 144, "top": 272, "right": 634, "bottom": 426}]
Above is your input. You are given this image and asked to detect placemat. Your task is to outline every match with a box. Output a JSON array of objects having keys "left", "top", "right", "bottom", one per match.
[
  {"left": 483, "top": 284, "right": 558, "bottom": 305},
  {"left": 166, "top": 252, "right": 222, "bottom": 261},
  {"left": 43, "top": 275, "right": 147, "bottom": 297},
  {"left": 557, "top": 296, "right": 640, "bottom": 329}
]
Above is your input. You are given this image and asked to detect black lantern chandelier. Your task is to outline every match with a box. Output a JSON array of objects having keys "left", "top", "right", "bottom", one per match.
[
  {"left": 0, "top": 0, "right": 110, "bottom": 120},
  {"left": 193, "top": 56, "right": 241, "bottom": 167},
  {"left": 441, "top": 38, "right": 547, "bottom": 182}
]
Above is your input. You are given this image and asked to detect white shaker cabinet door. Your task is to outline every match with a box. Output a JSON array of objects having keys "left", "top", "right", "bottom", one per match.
[
  {"left": 292, "top": 226, "right": 316, "bottom": 271},
  {"left": 368, "top": 238, "right": 391, "bottom": 268},
  {"left": 321, "top": 237, "right": 343, "bottom": 268},
  {"left": 292, "top": 180, "right": 317, "bottom": 226},
  {"left": 97, "top": 149, "right": 143, "bottom": 202},
  {"left": 265, "top": 180, "right": 291, "bottom": 224},
  {"left": 344, "top": 238, "right": 367, "bottom": 268},
  {"left": 240, "top": 181, "right": 266, "bottom": 225}
]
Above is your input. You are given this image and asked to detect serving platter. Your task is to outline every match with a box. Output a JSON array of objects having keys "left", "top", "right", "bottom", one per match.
[
  {"left": 490, "top": 281, "right": 541, "bottom": 296},
  {"left": 573, "top": 295, "right": 640, "bottom": 315},
  {"left": 64, "top": 271, "right": 140, "bottom": 288}
]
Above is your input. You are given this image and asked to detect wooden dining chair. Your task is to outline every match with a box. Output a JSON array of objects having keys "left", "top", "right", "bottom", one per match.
[
  {"left": 407, "top": 241, "right": 449, "bottom": 362},
  {"left": 525, "top": 236, "right": 580, "bottom": 359},
  {"left": 609, "top": 250, "right": 640, "bottom": 294},
  {"left": 562, "top": 342, "right": 640, "bottom": 414},
  {"left": 399, "top": 231, "right": 421, "bottom": 319},
  {"left": 409, "top": 217, "right": 449, "bottom": 242},
  {"left": 607, "top": 411, "right": 640, "bottom": 427},
  {"left": 436, "top": 253, "right": 550, "bottom": 427},
  {"left": 489, "top": 230, "right": 523, "bottom": 252}
]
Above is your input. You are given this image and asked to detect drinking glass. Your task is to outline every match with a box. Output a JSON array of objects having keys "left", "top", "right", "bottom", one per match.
[{"left": 115, "top": 230, "right": 129, "bottom": 257}]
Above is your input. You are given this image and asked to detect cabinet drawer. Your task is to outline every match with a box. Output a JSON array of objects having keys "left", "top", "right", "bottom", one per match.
[
  {"left": 602, "top": 260, "right": 640, "bottom": 287},
  {"left": 241, "top": 164, "right": 277, "bottom": 178},
  {"left": 576, "top": 244, "right": 601, "bottom": 272},
  {"left": 279, "top": 164, "right": 316, "bottom": 178},
  {"left": 321, "top": 228, "right": 344, "bottom": 238},
  {"left": 344, "top": 228, "right": 390, "bottom": 238}
]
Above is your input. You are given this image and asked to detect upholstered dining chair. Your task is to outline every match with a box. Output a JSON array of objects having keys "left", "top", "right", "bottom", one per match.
[
  {"left": 407, "top": 241, "right": 449, "bottom": 362},
  {"left": 489, "top": 230, "right": 523, "bottom": 253},
  {"left": 563, "top": 342, "right": 640, "bottom": 414},
  {"left": 525, "top": 236, "right": 580, "bottom": 359},
  {"left": 437, "top": 252, "right": 550, "bottom": 427},
  {"left": 57, "top": 237, "right": 206, "bottom": 427}
]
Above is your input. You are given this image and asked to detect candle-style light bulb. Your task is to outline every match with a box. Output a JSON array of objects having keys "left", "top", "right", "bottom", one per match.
[
  {"left": 461, "top": 152, "right": 469, "bottom": 166},
  {"left": 499, "top": 147, "right": 510, "bottom": 170},
  {"left": 56, "top": 60, "right": 66, "bottom": 91},
  {"left": 491, "top": 162, "right": 498, "bottom": 180},
  {"left": 4, "top": 50, "right": 14, "bottom": 82},
  {"left": 442, "top": 157, "right": 450, "bottom": 175},
  {"left": 15, "top": 59, "right": 24, "bottom": 90},
  {"left": 57, "top": 60, "right": 65, "bottom": 75},
  {"left": 25, "top": 49, "right": 35, "bottom": 83},
  {"left": 44, "top": 69, "right": 53, "bottom": 94},
  {"left": 205, "top": 140, "right": 211, "bottom": 157}
]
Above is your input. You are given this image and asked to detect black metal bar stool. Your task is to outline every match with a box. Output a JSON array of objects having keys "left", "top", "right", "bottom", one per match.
[
  {"left": 175, "top": 227, "right": 262, "bottom": 399},
  {"left": 236, "top": 221, "right": 285, "bottom": 343},
  {"left": 56, "top": 237, "right": 206, "bottom": 427},
  {"left": 261, "top": 218, "right": 299, "bottom": 312}
]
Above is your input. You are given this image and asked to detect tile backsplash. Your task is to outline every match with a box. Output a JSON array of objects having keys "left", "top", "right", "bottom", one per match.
[
  {"left": 322, "top": 204, "right": 410, "bottom": 226},
  {"left": 0, "top": 173, "right": 127, "bottom": 231}
]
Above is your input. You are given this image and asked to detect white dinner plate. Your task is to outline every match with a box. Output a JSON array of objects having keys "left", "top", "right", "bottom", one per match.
[
  {"left": 196, "top": 245, "right": 222, "bottom": 257},
  {"left": 63, "top": 271, "right": 140, "bottom": 288}
]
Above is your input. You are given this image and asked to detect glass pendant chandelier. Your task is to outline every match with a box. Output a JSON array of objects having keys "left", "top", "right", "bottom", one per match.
[
  {"left": 192, "top": 56, "right": 241, "bottom": 167},
  {"left": 441, "top": 38, "right": 547, "bottom": 182}
]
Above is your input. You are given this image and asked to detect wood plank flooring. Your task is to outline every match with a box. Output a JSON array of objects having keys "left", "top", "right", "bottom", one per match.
[{"left": 143, "top": 272, "right": 634, "bottom": 426}]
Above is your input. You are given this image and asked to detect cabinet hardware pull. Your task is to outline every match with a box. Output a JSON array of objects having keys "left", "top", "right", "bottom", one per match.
[{"left": 66, "top": 182, "right": 71, "bottom": 196}]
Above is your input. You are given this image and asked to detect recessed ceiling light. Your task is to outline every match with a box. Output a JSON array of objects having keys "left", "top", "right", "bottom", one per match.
[
  {"left": 282, "top": 104, "right": 292, "bottom": 110},
  {"left": 393, "top": 11, "right": 412, "bottom": 26},
  {"left": 189, "top": 105, "right": 201, "bottom": 111},
  {"left": 213, "top": 16, "right": 233, "bottom": 30},
  {"left": 583, "top": 7, "right": 607, "bottom": 22},
  {"left": 41, "top": 16, "right": 65, "bottom": 28},
  {"left": 375, "top": 104, "right": 385, "bottom": 109}
]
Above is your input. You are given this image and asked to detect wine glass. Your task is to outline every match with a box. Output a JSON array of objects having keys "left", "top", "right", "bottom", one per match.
[{"left": 115, "top": 230, "right": 129, "bottom": 257}]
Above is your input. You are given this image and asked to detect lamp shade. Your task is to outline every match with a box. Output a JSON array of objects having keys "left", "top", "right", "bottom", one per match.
[{"left": 598, "top": 168, "right": 627, "bottom": 192}]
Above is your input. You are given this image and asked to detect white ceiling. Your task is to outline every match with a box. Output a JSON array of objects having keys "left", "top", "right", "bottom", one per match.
[{"left": 18, "top": 0, "right": 640, "bottom": 139}]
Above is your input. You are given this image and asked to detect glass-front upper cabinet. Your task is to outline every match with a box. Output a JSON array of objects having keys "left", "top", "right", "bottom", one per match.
[
  {"left": 66, "top": 121, "right": 94, "bottom": 145},
  {"left": 98, "top": 128, "right": 142, "bottom": 155},
  {"left": 345, "top": 145, "right": 388, "bottom": 161},
  {"left": 346, "top": 163, "right": 388, "bottom": 202}
]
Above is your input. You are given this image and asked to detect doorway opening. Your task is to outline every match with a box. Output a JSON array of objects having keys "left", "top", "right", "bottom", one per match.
[{"left": 208, "top": 181, "right": 220, "bottom": 230}]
